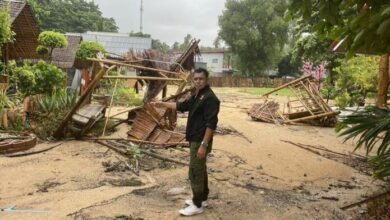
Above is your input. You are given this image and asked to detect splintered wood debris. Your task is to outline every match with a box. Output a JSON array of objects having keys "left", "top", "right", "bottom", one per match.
[{"left": 248, "top": 76, "right": 339, "bottom": 127}]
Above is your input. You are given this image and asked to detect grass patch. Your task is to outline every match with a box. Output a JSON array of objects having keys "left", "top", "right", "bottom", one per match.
[{"left": 239, "top": 87, "right": 295, "bottom": 97}]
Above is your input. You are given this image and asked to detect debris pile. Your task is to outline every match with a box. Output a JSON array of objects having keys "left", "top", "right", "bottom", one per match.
[
  {"left": 248, "top": 100, "right": 284, "bottom": 124},
  {"left": 53, "top": 40, "right": 200, "bottom": 142},
  {"left": 248, "top": 76, "right": 339, "bottom": 127}
]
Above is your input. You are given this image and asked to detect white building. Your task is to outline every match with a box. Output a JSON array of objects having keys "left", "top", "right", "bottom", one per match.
[
  {"left": 195, "top": 48, "right": 231, "bottom": 77},
  {"left": 68, "top": 31, "right": 152, "bottom": 57}
]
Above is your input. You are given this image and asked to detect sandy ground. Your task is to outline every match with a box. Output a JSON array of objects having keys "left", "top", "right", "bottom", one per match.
[{"left": 0, "top": 87, "right": 387, "bottom": 220}]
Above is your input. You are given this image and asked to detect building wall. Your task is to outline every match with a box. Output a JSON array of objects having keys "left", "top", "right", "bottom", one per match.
[
  {"left": 70, "top": 32, "right": 152, "bottom": 57},
  {"left": 195, "top": 53, "right": 224, "bottom": 76}
]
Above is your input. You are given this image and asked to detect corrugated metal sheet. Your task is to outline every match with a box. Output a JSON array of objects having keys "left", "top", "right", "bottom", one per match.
[{"left": 68, "top": 32, "right": 152, "bottom": 57}]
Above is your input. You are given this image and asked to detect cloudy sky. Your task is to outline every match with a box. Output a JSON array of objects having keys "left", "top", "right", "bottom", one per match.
[{"left": 93, "top": 0, "right": 226, "bottom": 47}]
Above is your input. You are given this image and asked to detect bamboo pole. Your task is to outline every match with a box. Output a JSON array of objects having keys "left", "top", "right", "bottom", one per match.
[
  {"left": 88, "top": 58, "right": 184, "bottom": 76},
  {"left": 285, "top": 111, "right": 339, "bottom": 123},
  {"left": 102, "top": 79, "right": 118, "bottom": 136},
  {"left": 262, "top": 75, "right": 312, "bottom": 97},
  {"left": 102, "top": 75, "right": 184, "bottom": 81}
]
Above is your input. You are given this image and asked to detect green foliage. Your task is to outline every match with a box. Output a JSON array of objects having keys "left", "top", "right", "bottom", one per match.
[
  {"left": 277, "top": 54, "right": 299, "bottom": 77},
  {"left": 76, "top": 41, "right": 106, "bottom": 60},
  {"left": 11, "top": 61, "right": 66, "bottom": 96},
  {"left": 36, "top": 45, "right": 49, "bottom": 56},
  {"left": 33, "top": 61, "right": 66, "bottom": 94},
  {"left": 38, "top": 31, "right": 68, "bottom": 50},
  {"left": 218, "top": 0, "right": 288, "bottom": 76},
  {"left": 287, "top": 0, "right": 390, "bottom": 55},
  {"left": 13, "top": 68, "right": 36, "bottom": 95},
  {"left": 37, "top": 31, "right": 68, "bottom": 60},
  {"left": 291, "top": 34, "right": 342, "bottom": 67},
  {"left": 37, "top": 89, "right": 77, "bottom": 114},
  {"left": 152, "top": 39, "right": 170, "bottom": 54},
  {"left": 114, "top": 87, "right": 143, "bottom": 106},
  {"left": 337, "top": 106, "right": 390, "bottom": 179},
  {"left": 333, "top": 56, "right": 379, "bottom": 107},
  {"left": 131, "top": 144, "right": 143, "bottom": 161},
  {"left": 129, "top": 31, "right": 151, "bottom": 38},
  {"left": 28, "top": 0, "right": 118, "bottom": 33},
  {"left": 0, "top": 89, "right": 15, "bottom": 110},
  {"left": 0, "top": 61, "right": 4, "bottom": 74},
  {"left": 335, "top": 92, "right": 351, "bottom": 108},
  {"left": 0, "top": 5, "right": 15, "bottom": 54}
]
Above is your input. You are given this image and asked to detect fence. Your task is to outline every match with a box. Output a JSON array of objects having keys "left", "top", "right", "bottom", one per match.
[{"left": 208, "top": 76, "right": 293, "bottom": 88}]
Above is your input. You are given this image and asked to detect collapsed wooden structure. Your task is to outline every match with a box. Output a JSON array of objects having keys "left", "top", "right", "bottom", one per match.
[
  {"left": 248, "top": 76, "right": 339, "bottom": 126},
  {"left": 53, "top": 40, "right": 200, "bottom": 146}
]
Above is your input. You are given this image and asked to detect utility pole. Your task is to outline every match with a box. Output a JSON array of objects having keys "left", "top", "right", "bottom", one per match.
[{"left": 140, "top": 0, "right": 143, "bottom": 33}]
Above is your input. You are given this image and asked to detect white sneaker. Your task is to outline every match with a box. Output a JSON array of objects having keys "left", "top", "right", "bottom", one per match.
[
  {"left": 179, "top": 204, "right": 204, "bottom": 216},
  {"left": 185, "top": 199, "right": 208, "bottom": 207}
]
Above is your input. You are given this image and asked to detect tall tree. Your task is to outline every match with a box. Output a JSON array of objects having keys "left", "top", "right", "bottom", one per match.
[
  {"left": 287, "top": 0, "right": 390, "bottom": 107},
  {"left": 28, "top": 0, "right": 118, "bottom": 33},
  {"left": 218, "top": 0, "right": 288, "bottom": 77},
  {"left": 151, "top": 39, "right": 170, "bottom": 54}
]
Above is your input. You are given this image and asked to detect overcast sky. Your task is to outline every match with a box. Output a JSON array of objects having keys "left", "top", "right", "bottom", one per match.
[{"left": 93, "top": 0, "right": 226, "bottom": 47}]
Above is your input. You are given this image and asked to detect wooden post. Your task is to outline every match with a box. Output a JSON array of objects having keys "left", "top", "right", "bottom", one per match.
[
  {"left": 377, "top": 54, "right": 389, "bottom": 107},
  {"left": 162, "top": 85, "right": 167, "bottom": 99}
]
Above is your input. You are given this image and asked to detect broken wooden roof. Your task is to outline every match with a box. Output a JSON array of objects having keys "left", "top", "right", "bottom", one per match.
[
  {"left": 51, "top": 35, "right": 82, "bottom": 69},
  {"left": 0, "top": 0, "right": 41, "bottom": 60}
]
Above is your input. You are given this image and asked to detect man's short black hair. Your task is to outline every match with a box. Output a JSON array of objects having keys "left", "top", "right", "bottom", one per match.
[{"left": 193, "top": 68, "right": 209, "bottom": 78}]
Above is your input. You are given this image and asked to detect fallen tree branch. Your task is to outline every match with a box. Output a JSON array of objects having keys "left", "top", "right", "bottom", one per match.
[
  {"left": 340, "top": 189, "right": 390, "bottom": 210},
  {"left": 281, "top": 140, "right": 366, "bottom": 160},
  {"left": 5, "top": 143, "right": 63, "bottom": 158},
  {"left": 113, "top": 141, "right": 189, "bottom": 166}
]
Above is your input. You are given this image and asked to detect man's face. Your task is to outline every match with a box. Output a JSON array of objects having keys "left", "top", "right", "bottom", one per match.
[{"left": 192, "top": 72, "right": 207, "bottom": 90}]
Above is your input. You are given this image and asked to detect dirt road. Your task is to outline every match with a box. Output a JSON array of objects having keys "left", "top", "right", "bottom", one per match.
[{"left": 0, "top": 88, "right": 386, "bottom": 220}]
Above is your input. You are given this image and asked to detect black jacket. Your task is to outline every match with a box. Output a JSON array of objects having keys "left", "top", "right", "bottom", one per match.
[{"left": 176, "top": 85, "right": 220, "bottom": 142}]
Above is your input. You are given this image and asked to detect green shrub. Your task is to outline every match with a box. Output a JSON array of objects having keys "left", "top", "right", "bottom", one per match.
[
  {"left": 335, "top": 92, "right": 351, "bottom": 108},
  {"left": 114, "top": 87, "right": 143, "bottom": 106},
  {"left": 76, "top": 41, "right": 106, "bottom": 60},
  {"left": 14, "top": 68, "right": 36, "bottom": 95},
  {"left": 0, "top": 89, "right": 15, "bottom": 110},
  {"left": 37, "top": 31, "right": 68, "bottom": 59},
  {"left": 0, "top": 6, "right": 15, "bottom": 52},
  {"left": 33, "top": 61, "right": 66, "bottom": 95}
]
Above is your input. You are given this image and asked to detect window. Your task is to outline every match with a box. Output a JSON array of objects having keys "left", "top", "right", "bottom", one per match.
[{"left": 212, "top": 58, "right": 218, "bottom": 64}]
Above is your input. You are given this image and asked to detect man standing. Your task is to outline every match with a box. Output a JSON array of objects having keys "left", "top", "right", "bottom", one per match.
[{"left": 152, "top": 68, "right": 220, "bottom": 216}]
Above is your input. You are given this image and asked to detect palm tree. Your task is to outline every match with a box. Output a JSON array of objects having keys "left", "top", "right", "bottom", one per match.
[{"left": 337, "top": 106, "right": 390, "bottom": 179}]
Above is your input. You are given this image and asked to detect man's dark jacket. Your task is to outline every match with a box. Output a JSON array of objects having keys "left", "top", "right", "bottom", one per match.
[{"left": 176, "top": 85, "right": 220, "bottom": 142}]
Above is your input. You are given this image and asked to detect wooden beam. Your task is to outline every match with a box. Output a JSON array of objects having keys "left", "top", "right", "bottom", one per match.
[
  {"left": 285, "top": 111, "right": 339, "bottom": 123},
  {"left": 88, "top": 58, "right": 184, "bottom": 76}
]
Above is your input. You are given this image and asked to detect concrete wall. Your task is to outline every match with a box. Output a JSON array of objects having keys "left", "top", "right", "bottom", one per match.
[{"left": 195, "top": 52, "right": 224, "bottom": 76}]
